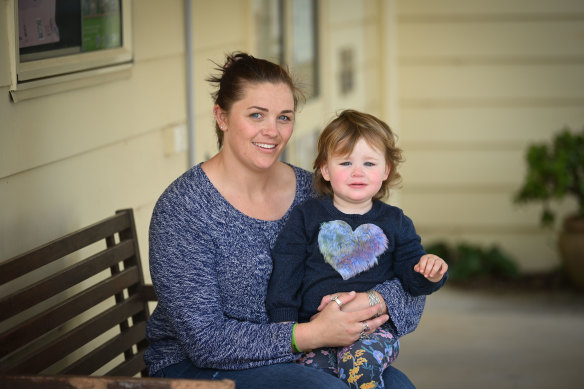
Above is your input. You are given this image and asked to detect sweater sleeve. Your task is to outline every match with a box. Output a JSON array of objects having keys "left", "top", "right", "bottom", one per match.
[
  {"left": 148, "top": 185, "right": 295, "bottom": 370},
  {"left": 372, "top": 278, "right": 426, "bottom": 337},
  {"left": 392, "top": 212, "right": 447, "bottom": 297},
  {"left": 266, "top": 207, "right": 307, "bottom": 322}
]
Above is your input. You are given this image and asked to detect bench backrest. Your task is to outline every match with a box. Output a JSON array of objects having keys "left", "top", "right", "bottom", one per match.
[{"left": 0, "top": 209, "right": 155, "bottom": 377}]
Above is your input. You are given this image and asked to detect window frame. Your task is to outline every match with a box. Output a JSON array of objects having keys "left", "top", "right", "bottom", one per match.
[
  {"left": 8, "top": 0, "right": 133, "bottom": 102},
  {"left": 253, "top": 0, "right": 319, "bottom": 100}
]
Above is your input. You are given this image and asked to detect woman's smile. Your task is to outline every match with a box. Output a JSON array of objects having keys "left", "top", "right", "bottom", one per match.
[{"left": 253, "top": 142, "right": 277, "bottom": 150}]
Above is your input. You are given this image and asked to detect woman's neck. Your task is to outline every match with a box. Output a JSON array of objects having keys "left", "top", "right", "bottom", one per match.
[
  {"left": 205, "top": 152, "right": 274, "bottom": 194},
  {"left": 202, "top": 152, "right": 295, "bottom": 220}
]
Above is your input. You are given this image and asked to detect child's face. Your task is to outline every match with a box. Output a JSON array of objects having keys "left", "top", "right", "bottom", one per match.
[{"left": 321, "top": 138, "right": 390, "bottom": 213}]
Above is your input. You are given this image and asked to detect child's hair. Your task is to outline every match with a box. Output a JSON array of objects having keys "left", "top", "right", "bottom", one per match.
[
  {"left": 313, "top": 109, "right": 404, "bottom": 200},
  {"left": 206, "top": 52, "right": 305, "bottom": 149}
]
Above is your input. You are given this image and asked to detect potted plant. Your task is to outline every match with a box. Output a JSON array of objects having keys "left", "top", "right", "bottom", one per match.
[{"left": 514, "top": 126, "right": 584, "bottom": 288}]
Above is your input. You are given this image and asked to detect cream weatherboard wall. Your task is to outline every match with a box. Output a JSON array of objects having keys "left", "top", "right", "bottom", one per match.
[
  {"left": 395, "top": 0, "right": 584, "bottom": 271},
  {"left": 2, "top": 0, "right": 581, "bottom": 280},
  {"left": 0, "top": 1, "right": 188, "bottom": 283}
]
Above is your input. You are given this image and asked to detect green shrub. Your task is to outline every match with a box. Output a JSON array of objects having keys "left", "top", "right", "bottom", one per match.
[
  {"left": 514, "top": 126, "right": 584, "bottom": 226},
  {"left": 425, "top": 241, "right": 519, "bottom": 281}
]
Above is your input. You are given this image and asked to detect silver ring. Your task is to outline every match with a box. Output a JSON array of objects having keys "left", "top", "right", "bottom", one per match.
[
  {"left": 331, "top": 295, "right": 343, "bottom": 308},
  {"left": 362, "top": 321, "right": 370, "bottom": 333}
]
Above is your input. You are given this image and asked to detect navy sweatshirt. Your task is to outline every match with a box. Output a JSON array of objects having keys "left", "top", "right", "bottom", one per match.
[{"left": 267, "top": 197, "right": 446, "bottom": 323}]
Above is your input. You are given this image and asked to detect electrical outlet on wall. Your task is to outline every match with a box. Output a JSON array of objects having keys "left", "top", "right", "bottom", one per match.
[{"left": 162, "top": 124, "right": 187, "bottom": 156}]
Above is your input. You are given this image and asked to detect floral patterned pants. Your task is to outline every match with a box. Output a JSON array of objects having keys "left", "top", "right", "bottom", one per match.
[{"left": 296, "top": 327, "right": 399, "bottom": 389}]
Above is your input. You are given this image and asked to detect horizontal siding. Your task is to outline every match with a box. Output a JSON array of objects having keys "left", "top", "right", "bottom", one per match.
[
  {"left": 400, "top": 106, "right": 584, "bottom": 143},
  {"left": 0, "top": 128, "right": 186, "bottom": 260},
  {"left": 396, "top": 0, "right": 584, "bottom": 271},
  {"left": 326, "top": 0, "right": 367, "bottom": 25},
  {"left": 400, "top": 149, "right": 524, "bottom": 187},
  {"left": 399, "top": 21, "right": 584, "bottom": 58},
  {"left": 400, "top": 65, "right": 584, "bottom": 100},
  {"left": 397, "top": 0, "right": 584, "bottom": 15},
  {"left": 193, "top": 0, "right": 247, "bottom": 51},
  {"left": 0, "top": 0, "right": 189, "bottom": 266},
  {"left": 399, "top": 191, "right": 556, "bottom": 227},
  {"left": 133, "top": 0, "right": 185, "bottom": 61},
  {"left": 0, "top": 55, "right": 186, "bottom": 179}
]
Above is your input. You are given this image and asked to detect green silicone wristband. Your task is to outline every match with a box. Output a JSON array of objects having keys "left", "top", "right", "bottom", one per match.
[{"left": 291, "top": 323, "right": 302, "bottom": 353}]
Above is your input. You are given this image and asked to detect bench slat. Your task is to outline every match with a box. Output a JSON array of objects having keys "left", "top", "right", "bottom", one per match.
[
  {"left": 107, "top": 349, "right": 147, "bottom": 377},
  {"left": 0, "top": 212, "right": 131, "bottom": 285},
  {"left": 2, "top": 296, "right": 145, "bottom": 374},
  {"left": 142, "top": 284, "right": 158, "bottom": 301},
  {"left": 0, "top": 375, "right": 236, "bottom": 389},
  {"left": 0, "top": 240, "right": 135, "bottom": 321},
  {"left": 61, "top": 321, "right": 147, "bottom": 375},
  {"left": 0, "top": 209, "right": 156, "bottom": 378},
  {"left": 0, "top": 268, "right": 140, "bottom": 357}
]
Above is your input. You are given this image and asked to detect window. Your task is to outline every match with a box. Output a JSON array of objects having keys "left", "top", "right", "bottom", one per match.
[
  {"left": 290, "top": 0, "right": 318, "bottom": 99},
  {"left": 253, "top": 0, "right": 283, "bottom": 64},
  {"left": 9, "top": 0, "right": 133, "bottom": 102},
  {"left": 253, "top": 0, "right": 319, "bottom": 99}
]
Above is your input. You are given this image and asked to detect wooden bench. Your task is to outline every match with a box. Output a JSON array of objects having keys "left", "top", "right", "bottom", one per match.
[
  {"left": 0, "top": 375, "right": 235, "bottom": 389},
  {"left": 0, "top": 209, "right": 234, "bottom": 388}
]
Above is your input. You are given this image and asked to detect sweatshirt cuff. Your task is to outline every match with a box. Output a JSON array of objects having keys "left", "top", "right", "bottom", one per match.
[{"left": 268, "top": 308, "right": 299, "bottom": 323}]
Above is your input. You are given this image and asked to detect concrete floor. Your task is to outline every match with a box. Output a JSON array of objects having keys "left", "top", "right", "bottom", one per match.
[{"left": 393, "top": 286, "right": 584, "bottom": 388}]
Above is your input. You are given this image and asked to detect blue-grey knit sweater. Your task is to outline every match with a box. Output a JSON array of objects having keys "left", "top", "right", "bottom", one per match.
[{"left": 144, "top": 163, "right": 425, "bottom": 374}]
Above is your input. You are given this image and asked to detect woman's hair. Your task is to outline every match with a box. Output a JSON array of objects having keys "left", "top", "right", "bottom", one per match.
[
  {"left": 313, "top": 109, "right": 404, "bottom": 200},
  {"left": 206, "top": 52, "right": 304, "bottom": 149}
]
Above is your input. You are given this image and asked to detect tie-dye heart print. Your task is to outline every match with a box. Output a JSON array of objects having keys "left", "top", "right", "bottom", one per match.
[{"left": 318, "top": 220, "right": 388, "bottom": 280}]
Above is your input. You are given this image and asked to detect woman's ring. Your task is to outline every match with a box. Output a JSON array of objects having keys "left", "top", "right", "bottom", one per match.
[
  {"left": 331, "top": 295, "right": 343, "bottom": 308},
  {"left": 359, "top": 321, "right": 370, "bottom": 339},
  {"left": 362, "top": 321, "right": 370, "bottom": 333}
]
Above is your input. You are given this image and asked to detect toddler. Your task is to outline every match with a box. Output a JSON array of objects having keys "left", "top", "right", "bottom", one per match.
[{"left": 267, "top": 109, "right": 448, "bottom": 388}]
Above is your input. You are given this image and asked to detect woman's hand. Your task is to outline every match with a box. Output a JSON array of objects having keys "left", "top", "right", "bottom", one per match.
[
  {"left": 316, "top": 291, "right": 387, "bottom": 316},
  {"left": 294, "top": 291, "right": 389, "bottom": 351}
]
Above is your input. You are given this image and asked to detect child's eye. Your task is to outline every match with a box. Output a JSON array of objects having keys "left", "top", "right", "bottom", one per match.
[
  {"left": 364, "top": 162, "right": 375, "bottom": 167},
  {"left": 340, "top": 161, "right": 351, "bottom": 166}
]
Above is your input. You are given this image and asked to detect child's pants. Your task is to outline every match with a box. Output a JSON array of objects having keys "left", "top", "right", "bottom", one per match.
[{"left": 296, "top": 327, "right": 399, "bottom": 389}]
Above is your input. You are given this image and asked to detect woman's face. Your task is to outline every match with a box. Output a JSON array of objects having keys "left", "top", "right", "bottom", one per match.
[{"left": 217, "top": 82, "right": 295, "bottom": 171}]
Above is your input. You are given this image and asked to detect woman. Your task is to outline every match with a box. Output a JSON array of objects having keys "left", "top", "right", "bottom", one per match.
[{"left": 145, "top": 52, "right": 425, "bottom": 388}]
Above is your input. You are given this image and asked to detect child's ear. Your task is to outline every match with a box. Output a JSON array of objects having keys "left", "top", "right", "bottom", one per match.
[
  {"left": 383, "top": 164, "right": 391, "bottom": 180},
  {"left": 320, "top": 165, "right": 331, "bottom": 181}
]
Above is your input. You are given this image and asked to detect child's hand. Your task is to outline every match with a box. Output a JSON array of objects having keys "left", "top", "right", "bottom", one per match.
[{"left": 414, "top": 254, "right": 448, "bottom": 282}]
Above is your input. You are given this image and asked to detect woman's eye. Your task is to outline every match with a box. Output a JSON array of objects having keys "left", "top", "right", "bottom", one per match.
[
  {"left": 250, "top": 112, "right": 262, "bottom": 119},
  {"left": 279, "top": 115, "right": 292, "bottom": 121}
]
